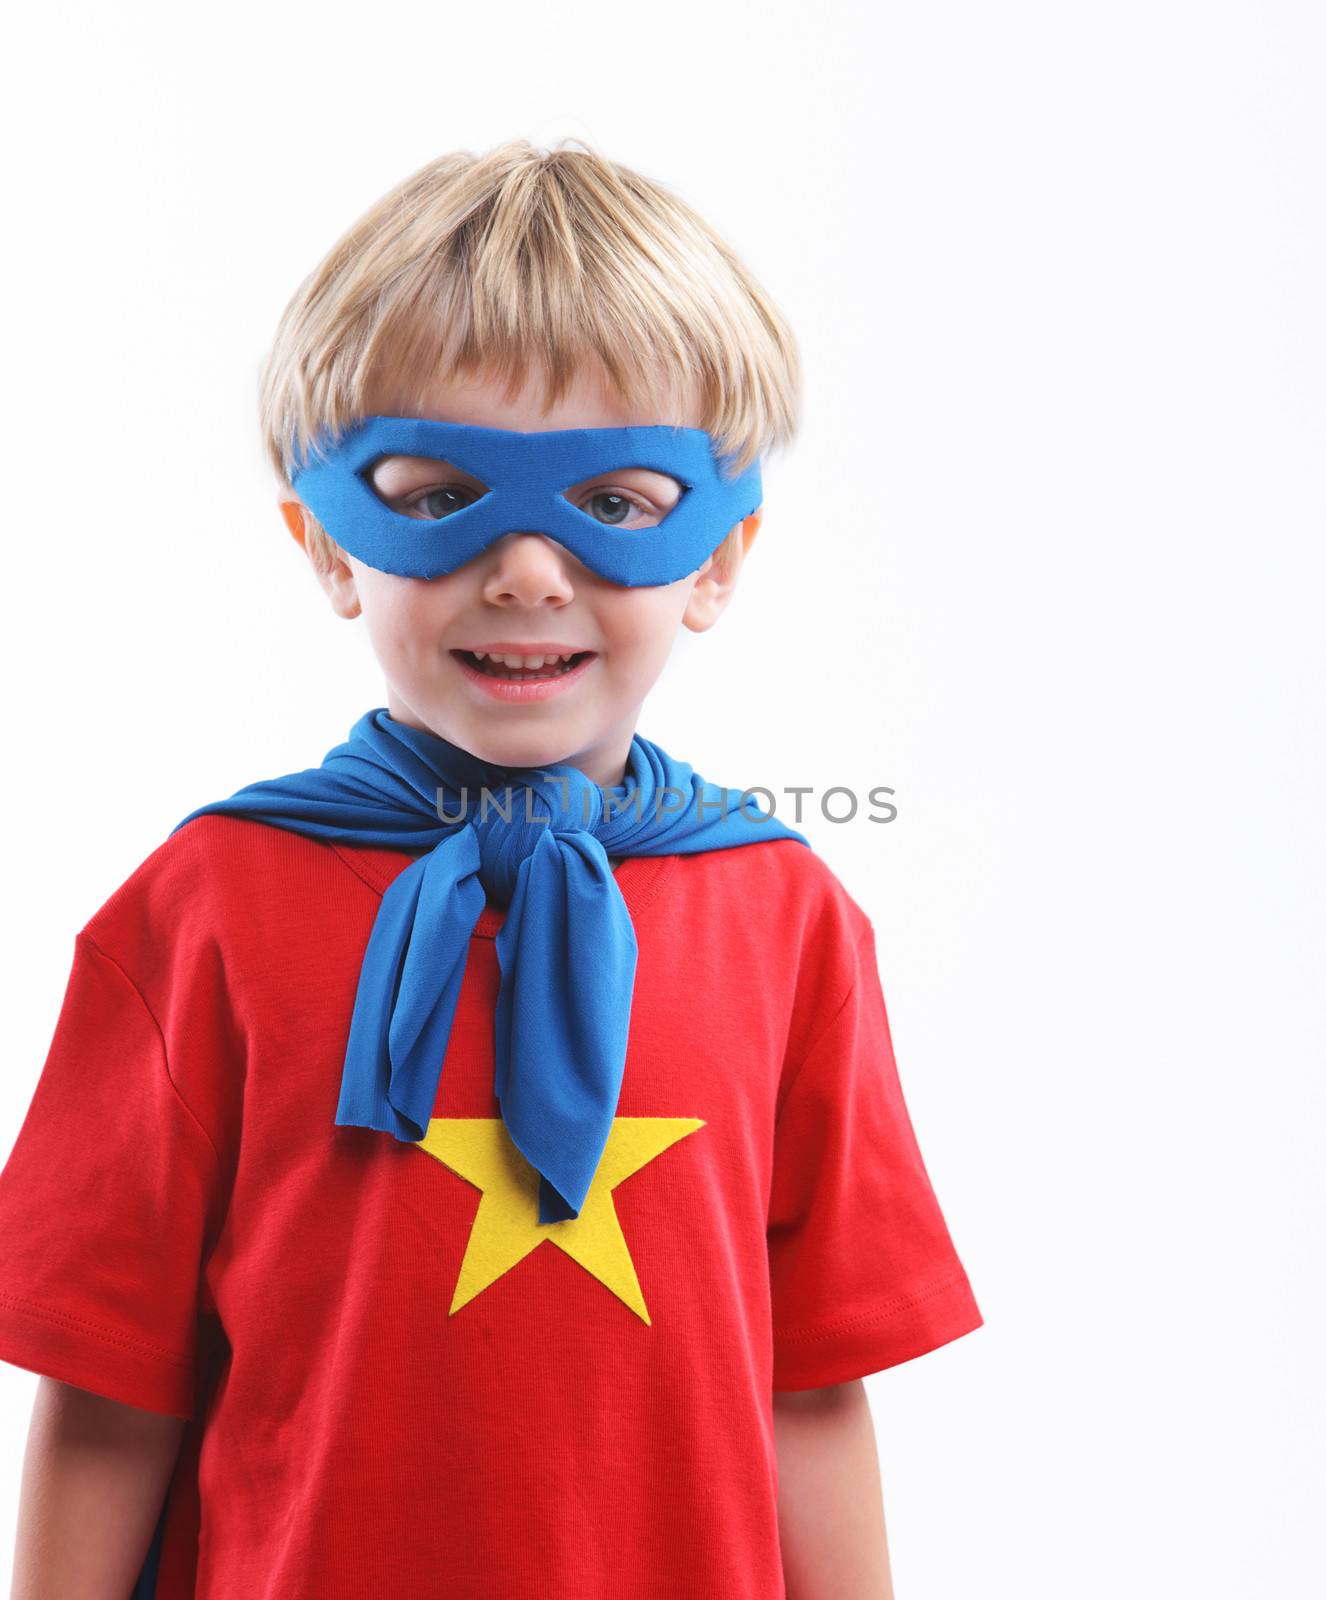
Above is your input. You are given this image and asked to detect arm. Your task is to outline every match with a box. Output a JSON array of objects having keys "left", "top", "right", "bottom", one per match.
[
  {"left": 11, "top": 1376, "right": 185, "bottom": 1600},
  {"left": 773, "top": 1379, "right": 894, "bottom": 1600}
]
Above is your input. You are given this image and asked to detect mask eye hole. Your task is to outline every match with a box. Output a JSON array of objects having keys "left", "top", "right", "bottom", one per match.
[
  {"left": 365, "top": 455, "right": 490, "bottom": 522},
  {"left": 563, "top": 468, "right": 684, "bottom": 530}
]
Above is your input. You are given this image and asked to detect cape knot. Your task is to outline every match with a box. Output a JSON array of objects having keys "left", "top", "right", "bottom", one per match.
[{"left": 469, "top": 768, "right": 604, "bottom": 903}]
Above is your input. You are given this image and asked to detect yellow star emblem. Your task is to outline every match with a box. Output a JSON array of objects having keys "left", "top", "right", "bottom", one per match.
[{"left": 415, "top": 1115, "right": 704, "bottom": 1322}]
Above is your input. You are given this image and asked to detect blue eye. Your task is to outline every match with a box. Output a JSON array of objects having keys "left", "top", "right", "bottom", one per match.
[
  {"left": 364, "top": 457, "right": 488, "bottom": 521},
  {"left": 412, "top": 485, "right": 481, "bottom": 521},
  {"left": 585, "top": 492, "right": 633, "bottom": 526},
  {"left": 567, "top": 479, "right": 678, "bottom": 529}
]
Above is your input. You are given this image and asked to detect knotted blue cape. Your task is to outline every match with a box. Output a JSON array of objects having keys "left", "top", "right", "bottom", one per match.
[{"left": 172, "top": 709, "right": 808, "bottom": 1222}]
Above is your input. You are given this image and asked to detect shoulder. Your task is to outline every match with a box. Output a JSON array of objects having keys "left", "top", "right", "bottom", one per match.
[
  {"left": 78, "top": 814, "right": 380, "bottom": 980},
  {"left": 81, "top": 813, "right": 301, "bottom": 937},
  {"left": 667, "top": 836, "right": 873, "bottom": 958},
  {"left": 658, "top": 839, "right": 879, "bottom": 1075}
]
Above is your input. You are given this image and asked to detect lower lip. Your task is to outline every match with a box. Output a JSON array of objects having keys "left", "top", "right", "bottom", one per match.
[{"left": 451, "top": 651, "right": 598, "bottom": 702}]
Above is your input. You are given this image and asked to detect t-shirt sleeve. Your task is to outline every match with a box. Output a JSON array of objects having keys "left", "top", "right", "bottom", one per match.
[
  {"left": 0, "top": 932, "right": 225, "bottom": 1418},
  {"left": 767, "top": 917, "right": 982, "bottom": 1390}
]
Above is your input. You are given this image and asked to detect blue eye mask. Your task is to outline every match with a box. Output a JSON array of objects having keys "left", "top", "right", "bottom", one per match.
[{"left": 289, "top": 415, "right": 763, "bottom": 587}]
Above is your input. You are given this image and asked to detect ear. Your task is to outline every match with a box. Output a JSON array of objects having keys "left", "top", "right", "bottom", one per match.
[
  {"left": 681, "top": 508, "right": 762, "bottom": 633},
  {"left": 278, "top": 490, "right": 361, "bottom": 620},
  {"left": 278, "top": 495, "right": 309, "bottom": 547}
]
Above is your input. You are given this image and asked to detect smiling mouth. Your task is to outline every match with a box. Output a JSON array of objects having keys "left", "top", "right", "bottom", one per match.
[{"left": 452, "top": 649, "right": 596, "bottom": 681}]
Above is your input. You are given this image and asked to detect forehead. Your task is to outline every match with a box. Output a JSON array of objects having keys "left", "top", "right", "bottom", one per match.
[{"left": 364, "top": 359, "right": 699, "bottom": 435}]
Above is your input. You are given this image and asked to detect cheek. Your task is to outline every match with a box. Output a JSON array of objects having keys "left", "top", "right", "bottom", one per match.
[
  {"left": 353, "top": 568, "right": 460, "bottom": 655},
  {"left": 596, "top": 589, "right": 692, "bottom": 671}
]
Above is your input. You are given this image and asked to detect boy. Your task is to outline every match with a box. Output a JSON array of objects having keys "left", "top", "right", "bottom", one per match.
[{"left": 0, "top": 139, "right": 980, "bottom": 1599}]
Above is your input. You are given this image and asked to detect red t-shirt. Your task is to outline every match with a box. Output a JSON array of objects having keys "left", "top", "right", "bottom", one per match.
[{"left": 0, "top": 815, "right": 981, "bottom": 1599}]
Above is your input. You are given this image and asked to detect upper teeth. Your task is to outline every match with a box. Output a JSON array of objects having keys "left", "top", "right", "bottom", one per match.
[{"left": 471, "top": 651, "right": 580, "bottom": 668}]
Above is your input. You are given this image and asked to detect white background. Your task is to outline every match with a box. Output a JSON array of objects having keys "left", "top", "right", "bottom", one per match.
[{"left": 1, "top": 2, "right": 1323, "bottom": 1595}]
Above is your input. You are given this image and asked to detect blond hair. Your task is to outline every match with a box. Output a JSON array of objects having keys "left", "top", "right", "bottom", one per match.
[{"left": 258, "top": 137, "right": 800, "bottom": 577}]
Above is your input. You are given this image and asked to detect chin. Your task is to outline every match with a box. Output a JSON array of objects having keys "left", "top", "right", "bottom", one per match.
[
  {"left": 438, "top": 715, "right": 584, "bottom": 772},
  {"left": 472, "top": 732, "right": 583, "bottom": 770},
  {"left": 389, "top": 686, "right": 606, "bottom": 773}
]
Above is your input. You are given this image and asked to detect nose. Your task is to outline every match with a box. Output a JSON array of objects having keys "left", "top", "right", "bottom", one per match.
[{"left": 480, "top": 531, "right": 579, "bottom": 606}]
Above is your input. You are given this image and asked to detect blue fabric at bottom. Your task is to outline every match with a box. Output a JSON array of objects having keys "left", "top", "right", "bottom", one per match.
[{"left": 129, "top": 1494, "right": 167, "bottom": 1598}]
